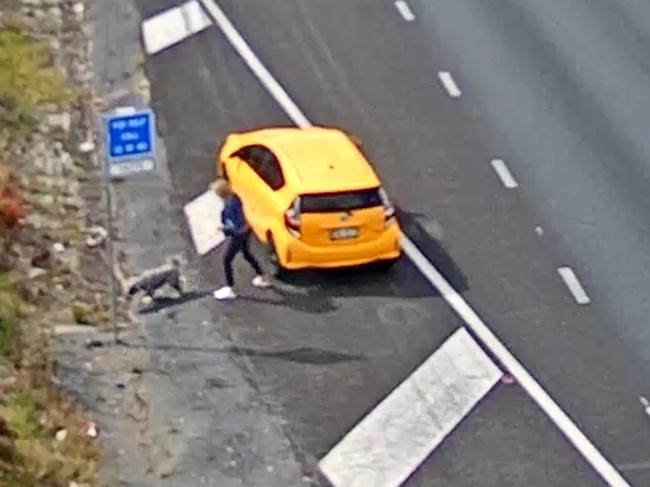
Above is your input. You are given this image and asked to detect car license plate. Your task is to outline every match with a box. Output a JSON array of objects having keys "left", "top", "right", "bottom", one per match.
[{"left": 330, "top": 227, "right": 359, "bottom": 240}]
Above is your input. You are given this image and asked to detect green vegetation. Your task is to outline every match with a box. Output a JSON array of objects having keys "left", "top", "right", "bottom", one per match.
[
  {"left": 0, "top": 273, "right": 22, "bottom": 363},
  {"left": 0, "top": 277, "right": 100, "bottom": 487},
  {"left": 70, "top": 302, "right": 92, "bottom": 325},
  {"left": 0, "top": 385, "right": 100, "bottom": 486},
  {"left": 0, "top": 23, "right": 71, "bottom": 151},
  {"left": 5, "top": 390, "right": 43, "bottom": 439}
]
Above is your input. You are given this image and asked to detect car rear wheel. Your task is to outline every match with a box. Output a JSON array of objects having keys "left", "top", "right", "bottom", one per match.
[
  {"left": 265, "top": 234, "right": 287, "bottom": 279},
  {"left": 374, "top": 257, "right": 399, "bottom": 271}
]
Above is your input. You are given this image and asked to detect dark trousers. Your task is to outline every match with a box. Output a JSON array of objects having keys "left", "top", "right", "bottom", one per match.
[{"left": 223, "top": 232, "right": 263, "bottom": 287}]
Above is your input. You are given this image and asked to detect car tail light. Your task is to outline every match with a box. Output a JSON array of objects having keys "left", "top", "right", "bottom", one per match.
[
  {"left": 379, "top": 188, "right": 396, "bottom": 225},
  {"left": 284, "top": 198, "right": 301, "bottom": 237}
]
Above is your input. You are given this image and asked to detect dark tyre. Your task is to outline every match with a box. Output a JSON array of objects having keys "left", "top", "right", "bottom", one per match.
[
  {"left": 265, "top": 234, "right": 287, "bottom": 279},
  {"left": 374, "top": 257, "right": 399, "bottom": 271}
]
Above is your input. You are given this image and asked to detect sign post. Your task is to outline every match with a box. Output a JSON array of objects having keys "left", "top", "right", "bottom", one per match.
[{"left": 102, "top": 108, "right": 156, "bottom": 343}]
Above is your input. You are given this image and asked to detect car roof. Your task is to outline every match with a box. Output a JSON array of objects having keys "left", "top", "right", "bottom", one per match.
[{"left": 254, "top": 127, "right": 381, "bottom": 194}]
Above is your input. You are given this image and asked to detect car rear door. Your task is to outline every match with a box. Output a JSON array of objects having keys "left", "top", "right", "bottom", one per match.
[{"left": 229, "top": 145, "right": 286, "bottom": 238}]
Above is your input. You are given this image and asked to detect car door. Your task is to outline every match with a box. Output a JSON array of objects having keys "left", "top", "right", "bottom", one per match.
[
  {"left": 226, "top": 145, "right": 284, "bottom": 238},
  {"left": 246, "top": 146, "right": 286, "bottom": 239},
  {"left": 224, "top": 145, "right": 264, "bottom": 231}
]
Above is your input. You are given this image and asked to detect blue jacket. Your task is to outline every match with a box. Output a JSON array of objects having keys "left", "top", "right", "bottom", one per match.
[{"left": 221, "top": 194, "right": 249, "bottom": 237}]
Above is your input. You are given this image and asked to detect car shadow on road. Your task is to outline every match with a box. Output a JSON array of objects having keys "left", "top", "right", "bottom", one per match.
[
  {"left": 395, "top": 207, "right": 469, "bottom": 294},
  {"left": 259, "top": 207, "right": 469, "bottom": 301},
  {"left": 157, "top": 206, "right": 469, "bottom": 315}
]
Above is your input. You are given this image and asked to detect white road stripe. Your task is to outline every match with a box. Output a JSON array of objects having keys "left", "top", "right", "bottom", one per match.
[
  {"left": 197, "top": 0, "right": 310, "bottom": 127},
  {"left": 490, "top": 158, "right": 518, "bottom": 188},
  {"left": 198, "top": 1, "right": 631, "bottom": 485},
  {"left": 438, "top": 71, "right": 462, "bottom": 98},
  {"left": 394, "top": 0, "right": 415, "bottom": 22},
  {"left": 320, "top": 328, "right": 501, "bottom": 487},
  {"left": 142, "top": 0, "right": 211, "bottom": 55},
  {"left": 558, "top": 267, "right": 591, "bottom": 305}
]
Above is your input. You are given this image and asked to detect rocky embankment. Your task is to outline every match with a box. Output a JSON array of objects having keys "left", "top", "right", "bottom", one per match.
[{"left": 0, "top": 0, "right": 113, "bottom": 484}]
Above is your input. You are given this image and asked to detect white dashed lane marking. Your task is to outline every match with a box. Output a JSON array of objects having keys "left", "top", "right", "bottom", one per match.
[
  {"left": 490, "top": 158, "right": 518, "bottom": 188},
  {"left": 320, "top": 328, "right": 501, "bottom": 487},
  {"left": 142, "top": 0, "right": 212, "bottom": 55},
  {"left": 438, "top": 71, "right": 462, "bottom": 98},
  {"left": 394, "top": 0, "right": 416, "bottom": 22},
  {"left": 196, "top": 1, "right": 631, "bottom": 485},
  {"left": 558, "top": 267, "right": 591, "bottom": 305}
]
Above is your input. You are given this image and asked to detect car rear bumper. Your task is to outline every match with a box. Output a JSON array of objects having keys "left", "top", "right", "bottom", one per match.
[{"left": 276, "top": 225, "right": 402, "bottom": 269}]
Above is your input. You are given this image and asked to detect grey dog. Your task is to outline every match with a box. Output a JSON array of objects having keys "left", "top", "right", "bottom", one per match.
[{"left": 126, "top": 256, "right": 184, "bottom": 300}]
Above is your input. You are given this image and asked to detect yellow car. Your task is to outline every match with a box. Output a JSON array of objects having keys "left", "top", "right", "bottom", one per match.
[{"left": 217, "top": 126, "right": 401, "bottom": 272}]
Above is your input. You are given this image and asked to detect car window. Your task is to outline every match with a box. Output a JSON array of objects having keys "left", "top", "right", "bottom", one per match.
[
  {"left": 301, "top": 188, "right": 382, "bottom": 212},
  {"left": 239, "top": 145, "right": 285, "bottom": 191}
]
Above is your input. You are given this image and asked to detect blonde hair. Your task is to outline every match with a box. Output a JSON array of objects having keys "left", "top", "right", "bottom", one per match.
[{"left": 210, "top": 178, "right": 232, "bottom": 198}]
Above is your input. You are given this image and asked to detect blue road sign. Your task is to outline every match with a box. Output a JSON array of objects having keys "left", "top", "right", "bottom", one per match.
[{"left": 104, "top": 109, "right": 156, "bottom": 177}]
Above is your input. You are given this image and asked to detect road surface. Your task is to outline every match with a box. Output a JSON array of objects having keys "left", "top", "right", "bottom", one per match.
[{"left": 133, "top": 0, "right": 650, "bottom": 485}]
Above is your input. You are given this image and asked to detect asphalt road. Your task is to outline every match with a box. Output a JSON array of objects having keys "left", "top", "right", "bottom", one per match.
[{"left": 135, "top": 0, "right": 650, "bottom": 485}]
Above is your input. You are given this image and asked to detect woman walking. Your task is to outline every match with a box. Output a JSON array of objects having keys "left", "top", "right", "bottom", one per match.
[{"left": 211, "top": 179, "right": 270, "bottom": 300}]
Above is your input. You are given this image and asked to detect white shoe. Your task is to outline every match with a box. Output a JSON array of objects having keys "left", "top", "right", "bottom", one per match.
[
  {"left": 213, "top": 286, "right": 236, "bottom": 300},
  {"left": 252, "top": 275, "right": 271, "bottom": 288}
]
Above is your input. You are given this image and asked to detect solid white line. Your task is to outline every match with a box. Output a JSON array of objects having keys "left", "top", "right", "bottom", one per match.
[
  {"left": 402, "top": 238, "right": 623, "bottom": 485},
  {"left": 490, "top": 159, "right": 518, "bottom": 188},
  {"left": 199, "top": 2, "right": 631, "bottom": 486},
  {"left": 197, "top": 0, "right": 310, "bottom": 128},
  {"left": 320, "top": 328, "right": 501, "bottom": 487},
  {"left": 558, "top": 267, "right": 591, "bottom": 305},
  {"left": 438, "top": 71, "right": 462, "bottom": 98},
  {"left": 394, "top": 0, "right": 416, "bottom": 22}
]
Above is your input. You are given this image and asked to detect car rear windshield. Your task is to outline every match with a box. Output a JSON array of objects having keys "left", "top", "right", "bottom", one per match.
[{"left": 301, "top": 188, "right": 382, "bottom": 213}]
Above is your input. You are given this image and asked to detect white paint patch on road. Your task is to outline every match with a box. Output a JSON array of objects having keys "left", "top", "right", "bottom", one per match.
[
  {"left": 394, "top": 1, "right": 415, "bottom": 22},
  {"left": 438, "top": 71, "right": 462, "bottom": 98},
  {"left": 199, "top": 2, "right": 632, "bottom": 485},
  {"left": 184, "top": 190, "right": 225, "bottom": 255},
  {"left": 490, "top": 159, "right": 518, "bottom": 188},
  {"left": 142, "top": 0, "right": 211, "bottom": 55},
  {"left": 558, "top": 267, "right": 591, "bottom": 305},
  {"left": 319, "top": 328, "right": 501, "bottom": 487}
]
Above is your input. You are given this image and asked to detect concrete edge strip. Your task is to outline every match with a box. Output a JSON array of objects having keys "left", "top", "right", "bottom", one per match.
[{"left": 196, "top": 1, "right": 631, "bottom": 485}]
